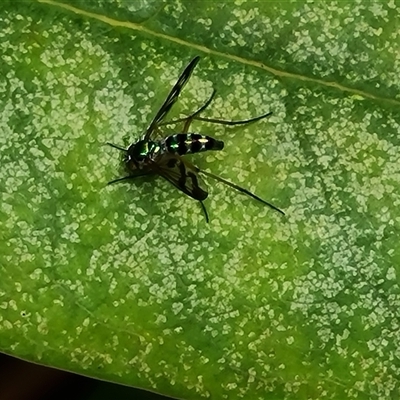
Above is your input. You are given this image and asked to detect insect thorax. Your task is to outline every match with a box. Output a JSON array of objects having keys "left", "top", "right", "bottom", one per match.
[{"left": 126, "top": 140, "right": 161, "bottom": 165}]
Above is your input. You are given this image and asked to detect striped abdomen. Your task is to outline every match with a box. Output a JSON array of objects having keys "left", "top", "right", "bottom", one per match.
[{"left": 163, "top": 133, "right": 224, "bottom": 155}]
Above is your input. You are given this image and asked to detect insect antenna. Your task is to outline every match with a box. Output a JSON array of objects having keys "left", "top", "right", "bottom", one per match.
[
  {"left": 199, "top": 170, "right": 285, "bottom": 215},
  {"left": 107, "top": 142, "right": 127, "bottom": 152}
]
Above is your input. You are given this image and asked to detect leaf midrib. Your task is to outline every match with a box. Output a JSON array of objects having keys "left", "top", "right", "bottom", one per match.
[{"left": 36, "top": 0, "right": 400, "bottom": 107}]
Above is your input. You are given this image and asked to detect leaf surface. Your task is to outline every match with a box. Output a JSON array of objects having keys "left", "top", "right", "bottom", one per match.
[{"left": 1, "top": 1, "right": 400, "bottom": 399}]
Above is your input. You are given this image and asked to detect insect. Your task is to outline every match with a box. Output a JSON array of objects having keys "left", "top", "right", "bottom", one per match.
[{"left": 107, "top": 56, "right": 284, "bottom": 222}]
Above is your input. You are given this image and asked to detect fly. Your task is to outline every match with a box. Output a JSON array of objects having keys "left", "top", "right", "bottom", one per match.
[{"left": 107, "top": 56, "right": 284, "bottom": 222}]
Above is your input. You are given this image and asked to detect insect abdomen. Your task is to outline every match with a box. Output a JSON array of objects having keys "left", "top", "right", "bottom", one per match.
[{"left": 164, "top": 134, "right": 224, "bottom": 155}]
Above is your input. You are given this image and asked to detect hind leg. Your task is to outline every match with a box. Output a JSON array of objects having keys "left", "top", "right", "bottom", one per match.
[
  {"left": 158, "top": 89, "right": 272, "bottom": 132},
  {"left": 199, "top": 200, "right": 209, "bottom": 223},
  {"left": 158, "top": 89, "right": 217, "bottom": 133}
]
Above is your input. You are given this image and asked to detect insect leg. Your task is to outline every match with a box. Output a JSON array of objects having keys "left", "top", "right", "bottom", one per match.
[
  {"left": 107, "top": 142, "right": 127, "bottom": 152},
  {"left": 157, "top": 89, "right": 217, "bottom": 132},
  {"left": 199, "top": 200, "right": 210, "bottom": 223},
  {"left": 199, "top": 169, "right": 285, "bottom": 215},
  {"left": 194, "top": 111, "right": 272, "bottom": 127},
  {"left": 108, "top": 172, "right": 150, "bottom": 185},
  {"left": 190, "top": 89, "right": 217, "bottom": 118},
  {"left": 182, "top": 89, "right": 217, "bottom": 133}
]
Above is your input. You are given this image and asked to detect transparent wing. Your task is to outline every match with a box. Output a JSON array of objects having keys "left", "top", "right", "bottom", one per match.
[
  {"left": 150, "top": 153, "right": 208, "bottom": 201},
  {"left": 144, "top": 56, "right": 200, "bottom": 141}
]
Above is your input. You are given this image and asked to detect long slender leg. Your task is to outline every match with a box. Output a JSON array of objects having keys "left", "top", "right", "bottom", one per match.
[
  {"left": 182, "top": 89, "right": 217, "bottom": 133},
  {"left": 157, "top": 89, "right": 217, "bottom": 132},
  {"left": 199, "top": 200, "right": 209, "bottom": 223},
  {"left": 107, "top": 142, "right": 127, "bottom": 152},
  {"left": 158, "top": 98, "right": 272, "bottom": 130},
  {"left": 199, "top": 169, "right": 285, "bottom": 215},
  {"left": 190, "top": 89, "right": 217, "bottom": 118},
  {"left": 194, "top": 111, "right": 272, "bottom": 126},
  {"left": 108, "top": 172, "right": 150, "bottom": 185}
]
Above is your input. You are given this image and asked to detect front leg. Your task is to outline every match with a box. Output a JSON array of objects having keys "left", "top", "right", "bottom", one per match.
[
  {"left": 108, "top": 171, "right": 151, "bottom": 185},
  {"left": 107, "top": 142, "right": 127, "bottom": 152}
]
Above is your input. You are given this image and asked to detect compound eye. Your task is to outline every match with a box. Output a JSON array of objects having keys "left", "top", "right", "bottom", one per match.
[{"left": 136, "top": 152, "right": 146, "bottom": 162}]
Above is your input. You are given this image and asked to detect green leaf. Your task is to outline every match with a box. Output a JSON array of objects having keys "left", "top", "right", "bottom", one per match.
[{"left": 1, "top": 1, "right": 400, "bottom": 399}]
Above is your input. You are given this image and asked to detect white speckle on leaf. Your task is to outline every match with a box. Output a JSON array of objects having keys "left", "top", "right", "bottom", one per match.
[{"left": 386, "top": 267, "right": 396, "bottom": 280}]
